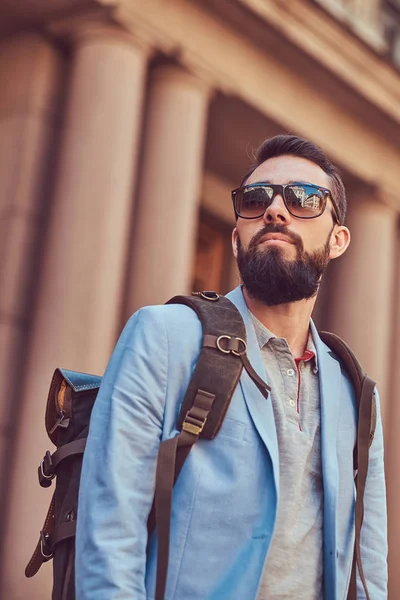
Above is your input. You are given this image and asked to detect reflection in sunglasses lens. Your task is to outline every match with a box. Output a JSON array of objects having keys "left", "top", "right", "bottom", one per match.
[{"left": 235, "top": 184, "right": 325, "bottom": 218}]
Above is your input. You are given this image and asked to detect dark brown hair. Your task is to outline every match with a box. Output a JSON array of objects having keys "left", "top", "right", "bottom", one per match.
[{"left": 241, "top": 134, "right": 347, "bottom": 224}]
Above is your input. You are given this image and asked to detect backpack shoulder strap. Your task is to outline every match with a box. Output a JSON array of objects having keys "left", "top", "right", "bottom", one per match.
[
  {"left": 319, "top": 330, "right": 376, "bottom": 600},
  {"left": 152, "top": 291, "right": 270, "bottom": 600},
  {"left": 319, "top": 331, "right": 377, "bottom": 449},
  {"left": 170, "top": 291, "right": 269, "bottom": 437}
]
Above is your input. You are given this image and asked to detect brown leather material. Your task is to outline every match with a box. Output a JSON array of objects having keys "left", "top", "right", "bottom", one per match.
[
  {"left": 239, "top": 352, "right": 271, "bottom": 399},
  {"left": 25, "top": 498, "right": 77, "bottom": 579},
  {"left": 154, "top": 436, "right": 179, "bottom": 600},
  {"left": 167, "top": 294, "right": 249, "bottom": 440},
  {"left": 25, "top": 493, "right": 56, "bottom": 577},
  {"left": 319, "top": 332, "right": 377, "bottom": 457},
  {"left": 146, "top": 443, "right": 193, "bottom": 538},
  {"left": 39, "top": 438, "right": 87, "bottom": 486},
  {"left": 348, "top": 551, "right": 357, "bottom": 600},
  {"left": 202, "top": 334, "right": 246, "bottom": 355},
  {"left": 154, "top": 389, "right": 217, "bottom": 599},
  {"left": 61, "top": 547, "right": 75, "bottom": 600},
  {"left": 352, "top": 375, "right": 375, "bottom": 600},
  {"left": 202, "top": 334, "right": 270, "bottom": 399},
  {"left": 50, "top": 521, "right": 77, "bottom": 548},
  {"left": 51, "top": 439, "right": 86, "bottom": 469},
  {"left": 320, "top": 331, "right": 377, "bottom": 600}
]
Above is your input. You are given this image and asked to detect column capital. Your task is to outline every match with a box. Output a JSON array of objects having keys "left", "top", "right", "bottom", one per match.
[
  {"left": 179, "top": 49, "right": 234, "bottom": 97},
  {"left": 47, "top": 10, "right": 153, "bottom": 55},
  {"left": 151, "top": 63, "right": 213, "bottom": 99},
  {"left": 377, "top": 185, "right": 400, "bottom": 214},
  {"left": 347, "top": 183, "right": 400, "bottom": 215}
]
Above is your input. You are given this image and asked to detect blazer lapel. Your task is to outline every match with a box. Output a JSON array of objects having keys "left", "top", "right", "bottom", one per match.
[
  {"left": 311, "top": 322, "right": 341, "bottom": 600},
  {"left": 224, "top": 290, "right": 341, "bottom": 596},
  {"left": 226, "top": 288, "right": 279, "bottom": 494}
]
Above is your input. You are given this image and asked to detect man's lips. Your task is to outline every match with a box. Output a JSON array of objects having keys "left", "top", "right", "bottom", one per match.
[{"left": 258, "top": 233, "right": 294, "bottom": 245}]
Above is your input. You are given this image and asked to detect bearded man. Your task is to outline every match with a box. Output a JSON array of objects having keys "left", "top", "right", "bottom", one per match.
[{"left": 76, "top": 135, "right": 387, "bottom": 599}]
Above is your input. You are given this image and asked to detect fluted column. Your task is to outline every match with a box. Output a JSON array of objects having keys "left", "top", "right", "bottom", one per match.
[
  {"left": 327, "top": 192, "right": 397, "bottom": 428},
  {"left": 125, "top": 65, "right": 211, "bottom": 315},
  {"left": 1, "top": 25, "right": 149, "bottom": 600},
  {"left": 0, "top": 30, "right": 64, "bottom": 540}
]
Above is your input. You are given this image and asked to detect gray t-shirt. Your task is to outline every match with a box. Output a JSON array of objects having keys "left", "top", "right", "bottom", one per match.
[{"left": 251, "top": 314, "right": 324, "bottom": 600}]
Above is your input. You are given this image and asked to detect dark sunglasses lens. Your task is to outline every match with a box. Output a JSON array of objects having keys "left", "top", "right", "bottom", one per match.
[
  {"left": 285, "top": 185, "right": 325, "bottom": 217},
  {"left": 235, "top": 185, "right": 274, "bottom": 218}
]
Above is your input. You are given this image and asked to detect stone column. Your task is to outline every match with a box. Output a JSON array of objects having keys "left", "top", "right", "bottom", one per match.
[
  {"left": 1, "top": 26, "right": 149, "bottom": 600},
  {"left": 327, "top": 192, "right": 397, "bottom": 429},
  {"left": 125, "top": 65, "right": 211, "bottom": 315},
  {"left": 0, "top": 30, "right": 64, "bottom": 544},
  {"left": 386, "top": 227, "right": 400, "bottom": 600}
]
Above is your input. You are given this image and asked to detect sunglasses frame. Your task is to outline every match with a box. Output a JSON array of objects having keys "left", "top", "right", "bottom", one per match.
[{"left": 231, "top": 181, "right": 341, "bottom": 225}]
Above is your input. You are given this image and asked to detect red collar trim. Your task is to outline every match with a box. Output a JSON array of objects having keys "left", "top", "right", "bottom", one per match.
[{"left": 295, "top": 349, "right": 315, "bottom": 365}]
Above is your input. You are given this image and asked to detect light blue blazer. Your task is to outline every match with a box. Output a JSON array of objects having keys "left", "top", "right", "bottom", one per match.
[{"left": 75, "top": 286, "right": 387, "bottom": 599}]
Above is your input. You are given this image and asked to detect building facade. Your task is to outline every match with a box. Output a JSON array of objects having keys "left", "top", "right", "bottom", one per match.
[{"left": 0, "top": 0, "right": 399, "bottom": 597}]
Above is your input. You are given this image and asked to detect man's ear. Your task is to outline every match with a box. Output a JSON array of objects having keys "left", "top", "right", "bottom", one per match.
[
  {"left": 329, "top": 225, "right": 351, "bottom": 260},
  {"left": 232, "top": 228, "right": 238, "bottom": 259}
]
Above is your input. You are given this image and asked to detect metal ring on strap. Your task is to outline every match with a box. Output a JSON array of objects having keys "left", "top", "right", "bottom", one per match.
[
  {"left": 40, "top": 532, "right": 53, "bottom": 560},
  {"left": 216, "top": 335, "right": 232, "bottom": 354},
  {"left": 232, "top": 337, "right": 247, "bottom": 356},
  {"left": 40, "top": 458, "right": 55, "bottom": 481},
  {"left": 216, "top": 335, "right": 247, "bottom": 356}
]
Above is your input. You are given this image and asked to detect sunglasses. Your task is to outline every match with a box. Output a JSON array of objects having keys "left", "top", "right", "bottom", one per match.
[{"left": 231, "top": 182, "right": 341, "bottom": 225}]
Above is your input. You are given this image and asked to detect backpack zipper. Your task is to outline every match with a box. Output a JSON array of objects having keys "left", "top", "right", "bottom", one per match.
[
  {"left": 49, "top": 380, "right": 71, "bottom": 435},
  {"left": 48, "top": 409, "right": 67, "bottom": 435}
]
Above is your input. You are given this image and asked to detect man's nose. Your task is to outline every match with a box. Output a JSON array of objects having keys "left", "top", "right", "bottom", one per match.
[{"left": 263, "top": 193, "right": 292, "bottom": 224}]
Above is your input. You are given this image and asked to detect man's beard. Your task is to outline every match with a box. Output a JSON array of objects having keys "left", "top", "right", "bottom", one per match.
[{"left": 236, "top": 223, "right": 332, "bottom": 306}]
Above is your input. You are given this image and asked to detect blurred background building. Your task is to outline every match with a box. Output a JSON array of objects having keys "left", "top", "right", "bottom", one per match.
[{"left": 0, "top": 0, "right": 399, "bottom": 598}]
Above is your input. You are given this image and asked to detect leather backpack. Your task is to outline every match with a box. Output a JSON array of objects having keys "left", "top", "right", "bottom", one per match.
[{"left": 25, "top": 292, "right": 376, "bottom": 600}]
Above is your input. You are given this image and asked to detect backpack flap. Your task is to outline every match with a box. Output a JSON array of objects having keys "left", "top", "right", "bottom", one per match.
[{"left": 45, "top": 368, "right": 102, "bottom": 445}]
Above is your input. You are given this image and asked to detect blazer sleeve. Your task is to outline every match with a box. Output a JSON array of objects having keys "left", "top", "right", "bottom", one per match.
[
  {"left": 75, "top": 306, "right": 169, "bottom": 599},
  {"left": 358, "top": 387, "right": 388, "bottom": 599}
]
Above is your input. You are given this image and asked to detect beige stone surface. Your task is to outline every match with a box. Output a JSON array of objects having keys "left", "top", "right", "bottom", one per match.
[
  {"left": 386, "top": 232, "right": 400, "bottom": 600},
  {"left": 0, "top": 320, "right": 26, "bottom": 428},
  {"left": 327, "top": 193, "right": 397, "bottom": 429},
  {"left": 1, "top": 27, "right": 148, "bottom": 599},
  {"left": 125, "top": 65, "right": 211, "bottom": 315},
  {"left": 0, "top": 34, "right": 64, "bottom": 315},
  {"left": 201, "top": 171, "right": 236, "bottom": 227},
  {"left": 0, "top": 37, "right": 64, "bottom": 594}
]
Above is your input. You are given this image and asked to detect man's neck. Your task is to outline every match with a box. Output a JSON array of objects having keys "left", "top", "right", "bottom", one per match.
[{"left": 242, "top": 287, "right": 317, "bottom": 359}]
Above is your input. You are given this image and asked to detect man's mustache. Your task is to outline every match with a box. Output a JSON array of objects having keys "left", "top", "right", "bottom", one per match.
[{"left": 248, "top": 224, "right": 303, "bottom": 253}]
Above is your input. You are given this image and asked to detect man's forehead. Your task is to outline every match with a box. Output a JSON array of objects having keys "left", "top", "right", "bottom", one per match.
[{"left": 246, "top": 155, "right": 331, "bottom": 189}]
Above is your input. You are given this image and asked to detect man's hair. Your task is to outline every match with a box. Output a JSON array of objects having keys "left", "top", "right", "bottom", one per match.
[{"left": 241, "top": 134, "right": 347, "bottom": 224}]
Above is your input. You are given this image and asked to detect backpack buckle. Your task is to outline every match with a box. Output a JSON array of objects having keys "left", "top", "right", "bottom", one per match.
[
  {"left": 192, "top": 291, "right": 219, "bottom": 301},
  {"left": 182, "top": 412, "right": 208, "bottom": 436},
  {"left": 40, "top": 531, "right": 53, "bottom": 561},
  {"left": 38, "top": 451, "right": 55, "bottom": 488}
]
